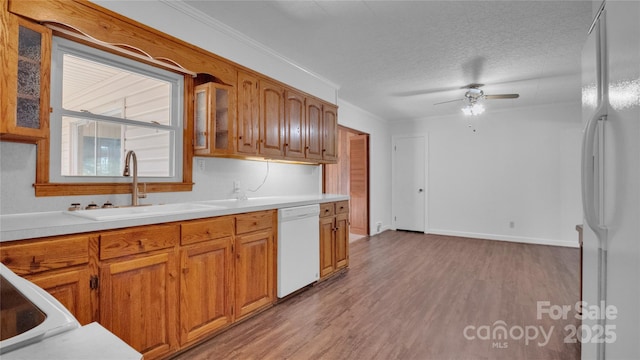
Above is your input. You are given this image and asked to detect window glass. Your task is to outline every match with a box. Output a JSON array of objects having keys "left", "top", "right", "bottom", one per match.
[{"left": 51, "top": 37, "right": 182, "bottom": 182}]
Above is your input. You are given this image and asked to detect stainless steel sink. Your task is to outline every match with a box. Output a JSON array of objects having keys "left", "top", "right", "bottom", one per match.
[{"left": 64, "top": 202, "right": 225, "bottom": 221}]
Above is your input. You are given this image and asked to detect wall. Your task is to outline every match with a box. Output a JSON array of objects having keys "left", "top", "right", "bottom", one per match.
[
  {"left": 390, "top": 102, "right": 583, "bottom": 247},
  {"left": 337, "top": 100, "right": 392, "bottom": 235},
  {"left": 0, "top": 0, "right": 335, "bottom": 215},
  {"left": 91, "top": 0, "right": 338, "bottom": 104},
  {"left": 0, "top": 141, "right": 321, "bottom": 214},
  {"left": 1, "top": 0, "right": 581, "bottom": 248}
]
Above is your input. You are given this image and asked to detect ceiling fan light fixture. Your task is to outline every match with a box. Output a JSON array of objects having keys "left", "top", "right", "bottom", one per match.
[{"left": 462, "top": 103, "right": 485, "bottom": 116}]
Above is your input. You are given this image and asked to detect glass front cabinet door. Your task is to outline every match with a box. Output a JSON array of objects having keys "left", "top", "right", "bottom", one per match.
[
  {"left": 194, "top": 82, "right": 235, "bottom": 156},
  {"left": 1, "top": 16, "right": 51, "bottom": 141}
]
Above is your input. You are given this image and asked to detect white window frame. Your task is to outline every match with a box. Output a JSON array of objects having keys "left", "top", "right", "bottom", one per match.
[{"left": 49, "top": 36, "right": 184, "bottom": 183}]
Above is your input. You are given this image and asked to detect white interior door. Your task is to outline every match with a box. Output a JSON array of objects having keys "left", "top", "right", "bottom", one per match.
[{"left": 392, "top": 135, "right": 426, "bottom": 232}]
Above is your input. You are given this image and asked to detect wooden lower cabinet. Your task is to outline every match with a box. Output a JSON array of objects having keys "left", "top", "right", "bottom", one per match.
[
  {"left": 179, "top": 237, "right": 233, "bottom": 346},
  {"left": 0, "top": 234, "right": 96, "bottom": 325},
  {"left": 29, "top": 268, "right": 93, "bottom": 325},
  {"left": 97, "top": 223, "right": 180, "bottom": 359},
  {"left": 235, "top": 229, "right": 274, "bottom": 319},
  {"left": 319, "top": 215, "right": 336, "bottom": 277},
  {"left": 319, "top": 201, "right": 350, "bottom": 279},
  {"left": 1, "top": 209, "right": 277, "bottom": 360},
  {"left": 335, "top": 212, "right": 349, "bottom": 269},
  {"left": 100, "top": 251, "right": 179, "bottom": 360}
]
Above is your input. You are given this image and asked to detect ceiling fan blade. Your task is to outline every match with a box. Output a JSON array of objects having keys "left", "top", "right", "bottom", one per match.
[
  {"left": 393, "top": 85, "right": 462, "bottom": 97},
  {"left": 433, "top": 98, "right": 465, "bottom": 106},
  {"left": 460, "top": 83, "right": 485, "bottom": 89},
  {"left": 484, "top": 94, "right": 519, "bottom": 99}
]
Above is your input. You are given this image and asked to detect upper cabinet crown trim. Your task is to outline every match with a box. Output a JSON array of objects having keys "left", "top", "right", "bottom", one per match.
[{"left": 9, "top": 0, "right": 237, "bottom": 85}]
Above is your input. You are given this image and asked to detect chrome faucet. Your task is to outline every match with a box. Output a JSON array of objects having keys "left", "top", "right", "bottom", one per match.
[{"left": 123, "top": 150, "right": 146, "bottom": 206}]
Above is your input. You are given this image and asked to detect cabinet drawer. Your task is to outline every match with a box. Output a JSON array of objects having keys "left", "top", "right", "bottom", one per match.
[
  {"left": 235, "top": 211, "right": 273, "bottom": 235},
  {"left": 335, "top": 201, "right": 349, "bottom": 214},
  {"left": 0, "top": 235, "right": 90, "bottom": 275},
  {"left": 181, "top": 216, "right": 234, "bottom": 245},
  {"left": 320, "top": 203, "right": 335, "bottom": 218},
  {"left": 100, "top": 224, "right": 179, "bottom": 260}
]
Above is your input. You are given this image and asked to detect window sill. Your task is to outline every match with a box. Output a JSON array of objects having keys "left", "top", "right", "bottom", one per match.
[{"left": 33, "top": 182, "right": 194, "bottom": 197}]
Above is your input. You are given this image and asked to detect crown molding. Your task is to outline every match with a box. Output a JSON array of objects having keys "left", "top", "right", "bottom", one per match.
[{"left": 161, "top": 0, "right": 341, "bottom": 91}]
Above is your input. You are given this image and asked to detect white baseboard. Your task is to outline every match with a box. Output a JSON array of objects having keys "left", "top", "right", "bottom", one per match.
[
  {"left": 426, "top": 229, "right": 580, "bottom": 248},
  {"left": 371, "top": 225, "right": 392, "bottom": 235}
]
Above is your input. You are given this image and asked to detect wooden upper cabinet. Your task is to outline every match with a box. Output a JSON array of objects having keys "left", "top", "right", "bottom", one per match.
[
  {"left": 284, "top": 89, "right": 306, "bottom": 159},
  {"left": 0, "top": 15, "right": 51, "bottom": 142},
  {"left": 194, "top": 81, "right": 235, "bottom": 156},
  {"left": 235, "top": 71, "right": 338, "bottom": 163},
  {"left": 306, "top": 97, "right": 324, "bottom": 161},
  {"left": 259, "top": 79, "right": 285, "bottom": 157},
  {"left": 322, "top": 104, "right": 339, "bottom": 163},
  {"left": 237, "top": 71, "right": 260, "bottom": 155}
]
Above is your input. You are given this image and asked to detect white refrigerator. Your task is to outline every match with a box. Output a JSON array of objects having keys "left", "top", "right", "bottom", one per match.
[{"left": 581, "top": 1, "right": 640, "bottom": 359}]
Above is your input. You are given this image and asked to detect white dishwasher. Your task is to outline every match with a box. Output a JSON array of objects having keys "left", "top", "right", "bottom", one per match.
[{"left": 277, "top": 204, "right": 320, "bottom": 298}]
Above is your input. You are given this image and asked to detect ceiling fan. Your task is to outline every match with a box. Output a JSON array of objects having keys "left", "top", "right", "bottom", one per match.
[{"left": 434, "top": 83, "right": 519, "bottom": 115}]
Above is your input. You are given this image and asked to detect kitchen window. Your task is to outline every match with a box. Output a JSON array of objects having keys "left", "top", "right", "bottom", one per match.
[{"left": 49, "top": 36, "right": 183, "bottom": 183}]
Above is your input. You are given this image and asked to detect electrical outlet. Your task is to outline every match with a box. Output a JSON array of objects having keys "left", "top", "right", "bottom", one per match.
[
  {"left": 509, "top": 221, "right": 515, "bottom": 229},
  {"left": 233, "top": 180, "right": 241, "bottom": 193}
]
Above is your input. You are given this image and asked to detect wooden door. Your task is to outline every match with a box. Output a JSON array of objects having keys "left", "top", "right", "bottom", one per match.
[
  {"left": 322, "top": 104, "right": 338, "bottom": 162},
  {"left": 306, "top": 98, "right": 323, "bottom": 161},
  {"left": 259, "top": 80, "right": 285, "bottom": 157},
  {"left": 284, "top": 89, "right": 306, "bottom": 159},
  {"left": 30, "top": 268, "right": 93, "bottom": 325},
  {"left": 234, "top": 230, "right": 274, "bottom": 319},
  {"left": 179, "top": 238, "right": 233, "bottom": 345},
  {"left": 334, "top": 212, "right": 349, "bottom": 270},
  {"left": 349, "top": 134, "right": 369, "bottom": 235},
  {"left": 324, "top": 126, "right": 370, "bottom": 236},
  {"left": 319, "top": 216, "right": 335, "bottom": 278},
  {"left": 100, "top": 252, "right": 178, "bottom": 360},
  {"left": 237, "top": 71, "right": 259, "bottom": 154}
]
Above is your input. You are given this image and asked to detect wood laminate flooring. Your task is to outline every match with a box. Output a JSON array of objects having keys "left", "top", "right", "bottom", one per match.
[{"left": 173, "top": 231, "right": 581, "bottom": 360}]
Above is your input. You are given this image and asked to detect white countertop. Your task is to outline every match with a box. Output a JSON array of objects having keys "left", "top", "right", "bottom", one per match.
[
  {"left": 2, "top": 322, "right": 142, "bottom": 360},
  {"left": 0, "top": 194, "right": 349, "bottom": 242}
]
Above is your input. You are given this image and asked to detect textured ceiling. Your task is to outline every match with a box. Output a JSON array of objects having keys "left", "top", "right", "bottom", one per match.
[{"left": 182, "top": 0, "right": 593, "bottom": 121}]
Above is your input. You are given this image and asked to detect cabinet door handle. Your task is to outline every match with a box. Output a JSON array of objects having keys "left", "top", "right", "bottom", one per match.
[
  {"left": 30, "top": 255, "right": 44, "bottom": 268},
  {"left": 137, "top": 238, "right": 147, "bottom": 248}
]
